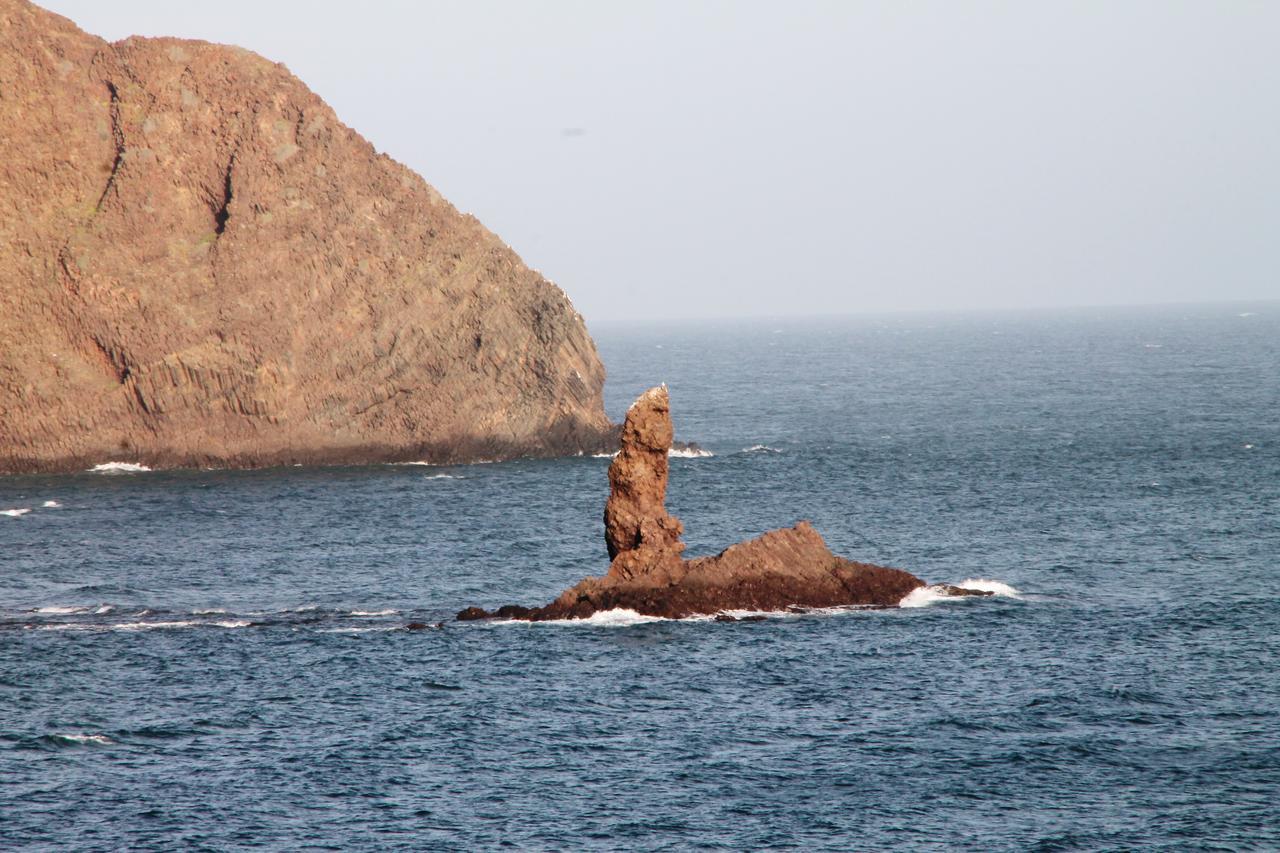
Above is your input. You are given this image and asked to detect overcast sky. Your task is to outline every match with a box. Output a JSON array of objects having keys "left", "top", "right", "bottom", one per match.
[{"left": 42, "top": 1, "right": 1280, "bottom": 321}]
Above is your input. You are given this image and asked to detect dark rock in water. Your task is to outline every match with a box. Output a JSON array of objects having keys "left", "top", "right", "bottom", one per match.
[
  {"left": 461, "top": 385, "right": 929, "bottom": 621},
  {"left": 932, "top": 585, "right": 995, "bottom": 598},
  {"left": 455, "top": 607, "right": 491, "bottom": 622},
  {"left": 714, "top": 614, "right": 739, "bottom": 622}
]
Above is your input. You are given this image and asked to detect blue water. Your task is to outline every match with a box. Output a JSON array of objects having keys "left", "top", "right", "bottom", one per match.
[{"left": 2, "top": 304, "right": 1277, "bottom": 850}]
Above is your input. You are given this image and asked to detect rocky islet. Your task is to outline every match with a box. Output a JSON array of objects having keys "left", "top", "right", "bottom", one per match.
[{"left": 458, "top": 386, "right": 989, "bottom": 622}]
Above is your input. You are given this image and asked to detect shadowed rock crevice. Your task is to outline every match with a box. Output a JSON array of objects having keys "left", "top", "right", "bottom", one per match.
[
  {"left": 212, "top": 155, "right": 233, "bottom": 236},
  {"left": 459, "top": 387, "right": 982, "bottom": 622}
]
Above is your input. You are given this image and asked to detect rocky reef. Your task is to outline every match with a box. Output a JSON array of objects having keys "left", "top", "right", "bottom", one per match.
[
  {"left": 0, "top": 0, "right": 612, "bottom": 474},
  {"left": 458, "top": 386, "right": 989, "bottom": 622}
]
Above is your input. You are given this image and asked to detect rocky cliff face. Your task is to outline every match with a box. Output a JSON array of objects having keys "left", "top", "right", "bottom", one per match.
[
  {"left": 0, "top": 0, "right": 612, "bottom": 474},
  {"left": 459, "top": 386, "right": 942, "bottom": 622}
]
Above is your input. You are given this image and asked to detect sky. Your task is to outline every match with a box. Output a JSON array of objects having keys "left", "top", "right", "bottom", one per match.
[{"left": 41, "top": 1, "right": 1280, "bottom": 322}]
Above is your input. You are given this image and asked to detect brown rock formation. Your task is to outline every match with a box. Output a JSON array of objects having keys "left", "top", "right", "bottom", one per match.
[
  {"left": 0, "top": 0, "right": 612, "bottom": 474},
  {"left": 603, "top": 386, "right": 685, "bottom": 563},
  {"left": 459, "top": 387, "right": 944, "bottom": 622}
]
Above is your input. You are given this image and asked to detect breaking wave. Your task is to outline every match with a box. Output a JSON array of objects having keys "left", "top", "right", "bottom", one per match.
[
  {"left": 47, "top": 733, "right": 113, "bottom": 746},
  {"left": 669, "top": 447, "right": 714, "bottom": 458},
  {"left": 741, "top": 445, "right": 782, "bottom": 454},
  {"left": 2, "top": 508, "right": 31, "bottom": 517},
  {"left": 900, "top": 579, "right": 1022, "bottom": 608},
  {"left": 41, "top": 500, "right": 61, "bottom": 508},
  {"left": 502, "top": 608, "right": 677, "bottom": 627},
  {"left": 88, "top": 462, "right": 152, "bottom": 474}
]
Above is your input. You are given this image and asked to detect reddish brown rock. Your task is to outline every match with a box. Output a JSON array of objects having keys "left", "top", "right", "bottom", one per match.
[
  {"left": 458, "top": 386, "right": 929, "bottom": 621},
  {"left": 0, "top": 0, "right": 612, "bottom": 474}
]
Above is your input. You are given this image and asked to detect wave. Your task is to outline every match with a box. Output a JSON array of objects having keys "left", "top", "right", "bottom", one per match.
[
  {"left": 41, "top": 500, "right": 61, "bottom": 508},
  {"left": 956, "top": 578, "right": 1021, "bottom": 597},
  {"left": 34, "top": 605, "right": 88, "bottom": 614},
  {"left": 88, "top": 462, "right": 151, "bottom": 474},
  {"left": 423, "top": 473, "right": 463, "bottom": 480},
  {"left": 591, "top": 447, "right": 713, "bottom": 458},
  {"left": 47, "top": 733, "right": 113, "bottom": 746},
  {"left": 503, "top": 608, "right": 676, "bottom": 627},
  {"left": 900, "top": 579, "right": 1022, "bottom": 608},
  {"left": 1, "top": 508, "right": 31, "bottom": 517},
  {"left": 36, "top": 619, "right": 251, "bottom": 632},
  {"left": 741, "top": 445, "right": 782, "bottom": 454},
  {"left": 350, "top": 609, "right": 399, "bottom": 617}
]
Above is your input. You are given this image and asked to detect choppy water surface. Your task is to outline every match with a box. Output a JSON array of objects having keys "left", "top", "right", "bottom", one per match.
[{"left": 2, "top": 305, "right": 1278, "bottom": 850}]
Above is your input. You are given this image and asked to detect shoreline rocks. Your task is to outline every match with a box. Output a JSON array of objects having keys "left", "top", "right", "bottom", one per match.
[{"left": 458, "top": 386, "right": 980, "bottom": 622}]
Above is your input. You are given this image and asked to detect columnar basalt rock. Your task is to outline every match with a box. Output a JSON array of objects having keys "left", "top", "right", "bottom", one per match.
[
  {"left": 0, "top": 0, "right": 612, "bottom": 474},
  {"left": 458, "top": 387, "right": 962, "bottom": 622}
]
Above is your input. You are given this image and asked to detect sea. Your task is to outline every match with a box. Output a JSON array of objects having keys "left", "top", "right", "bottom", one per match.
[{"left": 2, "top": 303, "right": 1277, "bottom": 851}]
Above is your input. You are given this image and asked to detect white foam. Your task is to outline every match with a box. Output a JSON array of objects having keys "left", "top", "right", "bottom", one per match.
[
  {"left": 93, "top": 604, "right": 115, "bottom": 615},
  {"left": 1244, "top": 444, "right": 1255, "bottom": 450},
  {"left": 114, "top": 620, "right": 250, "bottom": 631},
  {"left": 350, "top": 609, "right": 398, "bottom": 617},
  {"left": 899, "top": 579, "right": 1022, "bottom": 608},
  {"left": 319, "top": 626, "right": 401, "bottom": 634},
  {"left": 1239, "top": 312, "right": 1257, "bottom": 317},
  {"left": 669, "top": 447, "right": 714, "bottom": 458},
  {"left": 191, "top": 608, "right": 227, "bottom": 615},
  {"left": 391, "top": 461, "right": 435, "bottom": 466},
  {"left": 592, "top": 452, "right": 617, "bottom": 459},
  {"left": 35, "top": 605, "right": 87, "bottom": 614},
  {"left": 424, "top": 473, "right": 462, "bottom": 480},
  {"left": 957, "top": 578, "right": 1022, "bottom": 598},
  {"left": 53, "top": 733, "right": 113, "bottom": 745},
  {"left": 41, "top": 500, "right": 61, "bottom": 508},
  {"left": 88, "top": 462, "right": 151, "bottom": 474},
  {"left": 42, "top": 619, "right": 252, "bottom": 632},
  {"left": 2, "top": 508, "right": 31, "bottom": 517},
  {"left": 898, "top": 586, "right": 952, "bottom": 608},
  {"left": 741, "top": 445, "right": 782, "bottom": 454},
  {"left": 508, "top": 608, "right": 674, "bottom": 627}
]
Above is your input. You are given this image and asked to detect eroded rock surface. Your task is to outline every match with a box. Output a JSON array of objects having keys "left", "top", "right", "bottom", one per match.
[
  {"left": 458, "top": 386, "right": 931, "bottom": 621},
  {"left": 0, "top": 0, "right": 612, "bottom": 474}
]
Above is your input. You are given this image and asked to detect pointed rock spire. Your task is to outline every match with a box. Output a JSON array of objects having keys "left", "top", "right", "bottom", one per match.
[{"left": 603, "top": 385, "right": 685, "bottom": 562}]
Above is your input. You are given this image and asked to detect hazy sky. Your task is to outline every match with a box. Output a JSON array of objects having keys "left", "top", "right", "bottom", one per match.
[{"left": 42, "top": 1, "right": 1280, "bottom": 321}]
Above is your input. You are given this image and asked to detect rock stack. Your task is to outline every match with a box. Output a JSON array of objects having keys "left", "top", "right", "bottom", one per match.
[{"left": 458, "top": 386, "right": 954, "bottom": 622}]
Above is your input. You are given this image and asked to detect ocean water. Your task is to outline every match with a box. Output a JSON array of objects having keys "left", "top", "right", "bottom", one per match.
[{"left": 2, "top": 304, "right": 1277, "bottom": 851}]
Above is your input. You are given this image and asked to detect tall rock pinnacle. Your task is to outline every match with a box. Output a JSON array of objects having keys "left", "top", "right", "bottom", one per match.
[{"left": 603, "top": 385, "right": 685, "bottom": 562}]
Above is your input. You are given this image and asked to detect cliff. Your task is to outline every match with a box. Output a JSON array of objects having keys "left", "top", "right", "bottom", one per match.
[
  {"left": 0, "top": 0, "right": 612, "bottom": 474},
  {"left": 457, "top": 386, "right": 980, "bottom": 622}
]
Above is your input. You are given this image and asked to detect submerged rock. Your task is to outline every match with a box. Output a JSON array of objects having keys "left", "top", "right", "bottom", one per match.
[{"left": 458, "top": 386, "right": 934, "bottom": 622}]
